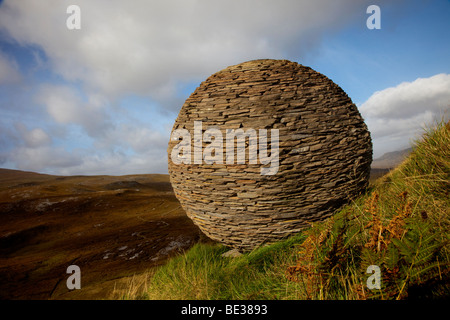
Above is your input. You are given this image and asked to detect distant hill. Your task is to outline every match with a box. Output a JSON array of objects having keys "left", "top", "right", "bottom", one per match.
[
  {"left": 0, "top": 168, "right": 52, "bottom": 183},
  {"left": 371, "top": 148, "right": 412, "bottom": 169}
]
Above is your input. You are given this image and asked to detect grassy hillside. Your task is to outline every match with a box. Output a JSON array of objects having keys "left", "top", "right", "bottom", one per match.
[{"left": 123, "top": 119, "right": 449, "bottom": 300}]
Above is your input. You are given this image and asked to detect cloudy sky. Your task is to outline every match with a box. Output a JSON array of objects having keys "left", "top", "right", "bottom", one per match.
[{"left": 0, "top": 0, "right": 449, "bottom": 175}]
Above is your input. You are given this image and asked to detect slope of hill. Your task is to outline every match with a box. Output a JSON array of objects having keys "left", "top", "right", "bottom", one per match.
[
  {"left": 371, "top": 148, "right": 412, "bottom": 169},
  {"left": 0, "top": 170, "right": 213, "bottom": 299},
  {"left": 135, "top": 120, "right": 449, "bottom": 300}
]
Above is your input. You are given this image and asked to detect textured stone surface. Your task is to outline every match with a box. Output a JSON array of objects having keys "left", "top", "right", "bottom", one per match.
[{"left": 167, "top": 59, "right": 372, "bottom": 251}]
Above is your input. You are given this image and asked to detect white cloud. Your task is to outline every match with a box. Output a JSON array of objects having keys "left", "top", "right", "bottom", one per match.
[
  {"left": 360, "top": 74, "right": 450, "bottom": 120},
  {"left": 360, "top": 74, "right": 450, "bottom": 157},
  {"left": 15, "top": 123, "right": 51, "bottom": 148},
  {"left": 4, "top": 123, "right": 169, "bottom": 175},
  {"left": 0, "top": 51, "right": 21, "bottom": 84},
  {"left": 0, "top": 0, "right": 382, "bottom": 109},
  {"left": 5, "top": 121, "right": 169, "bottom": 175},
  {"left": 2, "top": 124, "right": 76, "bottom": 172},
  {"left": 10, "top": 145, "right": 82, "bottom": 173},
  {"left": 37, "top": 85, "right": 82, "bottom": 124},
  {"left": 35, "top": 84, "right": 112, "bottom": 138},
  {"left": 98, "top": 123, "right": 168, "bottom": 153}
]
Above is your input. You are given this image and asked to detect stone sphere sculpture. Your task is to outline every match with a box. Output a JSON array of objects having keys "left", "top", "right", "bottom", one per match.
[{"left": 168, "top": 59, "right": 372, "bottom": 251}]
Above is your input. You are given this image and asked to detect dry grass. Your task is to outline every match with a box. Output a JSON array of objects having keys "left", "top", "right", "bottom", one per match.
[{"left": 286, "top": 118, "right": 449, "bottom": 299}]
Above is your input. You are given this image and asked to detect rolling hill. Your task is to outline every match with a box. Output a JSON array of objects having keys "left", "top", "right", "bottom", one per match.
[
  {"left": 371, "top": 148, "right": 412, "bottom": 169},
  {"left": 0, "top": 170, "right": 213, "bottom": 299}
]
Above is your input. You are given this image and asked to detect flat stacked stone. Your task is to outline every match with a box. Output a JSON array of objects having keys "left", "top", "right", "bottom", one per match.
[{"left": 167, "top": 59, "right": 372, "bottom": 251}]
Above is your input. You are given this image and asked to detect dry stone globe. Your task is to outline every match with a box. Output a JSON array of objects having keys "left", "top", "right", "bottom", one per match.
[{"left": 167, "top": 59, "right": 372, "bottom": 251}]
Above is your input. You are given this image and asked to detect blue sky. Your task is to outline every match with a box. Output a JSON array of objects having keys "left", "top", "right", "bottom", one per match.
[
  {"left": 0, "top": 0, "right": 449, "bottom": 175},
  {"left": 303, "top": 1, "right": 450, "bottom": 104}
]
